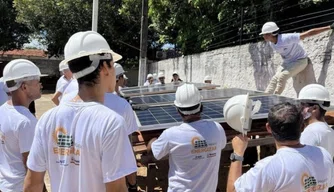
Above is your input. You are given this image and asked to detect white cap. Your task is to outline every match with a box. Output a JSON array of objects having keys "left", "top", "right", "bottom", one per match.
[
  {"left": 174, "top": 84, "right": 202, "bottom": 115},
  {"left": 3, "top": 59, "right": 46, "bottom": 91},
  {"left": 172, "top": 71, "right": 178, "bottom": 75},
  {"left": 223, "top": 94, "right": 261, "bottom": 135},
  {"left": 59, "top": 60, "right": 69, "bottom": 71},
  {"left": 64, "top": 31, "right": 122, "bottom": 79},
  {"left": 298, "top": 84, "right": 330, "bottom": 109},
  {"left": 158, "top": 72, "right": 165, "bottom": 78},
  {"left": 204, "top": 75, "right": 212, "bottom": 81},
  {"left": 147, "top": 74, "right": 153, "bottom": 79},
  {"left": 114, "top": 63, "right": 125, "bottom": 76},
  {"left": 123, "top": 74, "right": 128, "bottom": 80},
  {"left": 259, "top": 22, "right": 279, "bottom": 35}
]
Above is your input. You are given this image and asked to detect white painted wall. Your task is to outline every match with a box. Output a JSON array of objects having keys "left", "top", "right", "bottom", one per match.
[{"left": 149, "top": 32, "right": 334, "bottom": 102}]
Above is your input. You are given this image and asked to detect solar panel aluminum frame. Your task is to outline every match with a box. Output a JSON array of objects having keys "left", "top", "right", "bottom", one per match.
[{"left": 120, "top": 82, "right": 220, "bottom": 97}]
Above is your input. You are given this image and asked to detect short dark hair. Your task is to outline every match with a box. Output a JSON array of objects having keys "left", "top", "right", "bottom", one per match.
[
  {"left": 268, "top": 102, "right": 303, "bottom": 142},
  {"left": 177, "top": 104, "right": 203, "bottom": 117},
  {"left": 68, "top": 54, "right": 112, "bottom": 87},
  {"left": 302, "top": 102, "right": 327, "bottom": 117}
]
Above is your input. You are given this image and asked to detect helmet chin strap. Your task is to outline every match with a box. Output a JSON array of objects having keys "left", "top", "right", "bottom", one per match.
[{"left": 73, "top": 54, "right": 112, "bottom": 79}]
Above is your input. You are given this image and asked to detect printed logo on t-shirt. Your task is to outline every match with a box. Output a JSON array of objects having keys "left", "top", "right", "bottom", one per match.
[
  {"left": 190, "top": 136, "right": 217, "bottom": 154},
  {"left": 301, "top": 173, "right": 328, "bottom": 192},
  {"left": 0, "top": 130, "right": 5, "bottom": 144},
  {"left": 52, "top": 127, "right": 81, "bottom": 166}
]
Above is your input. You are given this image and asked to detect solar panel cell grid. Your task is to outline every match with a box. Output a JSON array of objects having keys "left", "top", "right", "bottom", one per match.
[
  {"left": 135, "top": 95, "right": 299, "bottom": 131},
  {"left": 131, "top": 88, "right": 266, "bottom": 105}
]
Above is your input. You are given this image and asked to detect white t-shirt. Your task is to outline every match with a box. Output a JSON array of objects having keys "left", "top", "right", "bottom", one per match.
[
  {"left": 60, "top": 90, "right": 78, "bottom": 103},
  {"left": 152, "top": 120, "right": 226, "bottom": 192},
  {"left": 56, "top": 75, "right": 69, "bottom": 92},
  {"left": 143, "top": 81, "right": 151, "bottom": 86},
  {"left": 300, "top": 122, "right": 334, "bottom": 158},
  {"left": 62, "top": 79, "right": 78, "bottom": 96},
  {"left": 270, "top": 33, "right": 307, "bottom": 66},
  {"left": 0, "top": 103, "right": 37, "bottom": 192},
  {"left": 104, "top": 93, "right": 138, "bottom": 135},
  {"left": 0, "top": 78, "right": 8, "bottom": 105},
  {"left": 57, "top": 78, "right": 78, "bottom": 101},
  {"left": 27, "top": 102, "right": 137, "bottom": 192},
  {"left": 235, "top": 145, "right": 334, "bottom": 192}
]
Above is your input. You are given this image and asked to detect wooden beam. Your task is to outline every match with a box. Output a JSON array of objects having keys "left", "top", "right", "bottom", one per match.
[{"left": 223, "top": 137, "right": 275, "bottom": 151}]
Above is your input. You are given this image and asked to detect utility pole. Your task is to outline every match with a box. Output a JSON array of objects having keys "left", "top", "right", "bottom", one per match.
[
  {"left": 92, "top": 0, "right": 99, "bottom": 31},
  {"left": 138, "top": 0, "right": 148, "bottom": 86}
]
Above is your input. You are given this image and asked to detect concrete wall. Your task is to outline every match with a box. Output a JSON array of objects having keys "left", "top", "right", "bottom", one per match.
[{"left": 149, "top": 32, "right": 334, "bottom": 102}]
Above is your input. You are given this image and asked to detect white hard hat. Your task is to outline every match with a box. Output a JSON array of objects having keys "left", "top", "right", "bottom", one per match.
[
  {"left": 174, "top": 84, "right": 202, "bottom": 115},
  {"left": 158, "top": 72, "right": 165, "bottom": 78},
  {"left": 114, "top": 63, "right": 125, "bottom": 76},
  {"left": 172, "top": 71, "right": 178, "bottom": 75},
  {"left": 298, "top": 84, "right": 330, "bottom": 109},
  {"left": 223, "top": 94, "right": 261, "bottom": 134},
  {"left": 59, "top": 60, "right": 69, "bottom": 71},
  {"left": 0, "top": 77, "right": 9, "bottom": 93},
  {"left": 153, "top": 73, "right": 157, "bottom": 79},
  {"left": 147, "top": 74, "right": 153, "bottom": 79},
  {"left": 259, "top": 22, "right": 279, "bottom": 35},
  {"left": 204, "top": 75, "right": 212, "bottom": 81},
  {"left": 123, "top": 74, "right": 128, "bottom": 80},
  {"left": 3, "top": 59, "right": 45, "bottom": 91},
  {"left": 64, "top": 31, "right": 122, "bottom": 79}
]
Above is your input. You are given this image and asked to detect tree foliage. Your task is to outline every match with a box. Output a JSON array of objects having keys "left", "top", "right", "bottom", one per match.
[
  {"left": 0, "top": 0, "right": 30, "bottom": 51},
  {"left": 14, "top": 0, "right": 160, "bottom": 66},
  {"left": 149, "top": 0, "right": 333, "bottom": 55},
  {"left": 12, "top": 0, "right": 333, "bottom": 60}
]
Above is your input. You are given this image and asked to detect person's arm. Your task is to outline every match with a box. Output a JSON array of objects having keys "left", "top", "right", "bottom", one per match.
[
  {"left": 300, "top": 23, "right": 333, "bottom": 40},
  {"left": 51, "top": 91, "right": 62, "bottom": 105},
  {"left": 227, "top": 134, "right": 249, "bottom": 192},
  {"left": 22, "top": 152, "right": 29, "bottom": 170},
  {"left": 24, "top": 118, "right": 47, "bottom": 192},
  {"left": 147, "top": 131, "right": 170, "bottom": 161},
  {"left": 23, "top": 169, "right": 46, "bottom": 192},
  {"left": 227, "top": 161, "right": 243, "bottom": 192},
  {"left": 105, "top": 177, "right": 127, "bottom": 192}
]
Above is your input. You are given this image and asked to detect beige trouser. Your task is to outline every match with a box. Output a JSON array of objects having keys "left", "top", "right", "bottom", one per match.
[{"left": 265, "top": 58, "right": 308, "bottom": 94}]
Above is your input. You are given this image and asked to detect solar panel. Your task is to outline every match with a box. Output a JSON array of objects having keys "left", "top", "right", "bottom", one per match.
[
  {"left": 135, "top": 95, "right": 299, "bottom": 131},
  {"left": 131, "top": 88, "right": 267, "bottom": 106},
  {"left": 120, "top": 82, "right": 219, "bottom": 97}
]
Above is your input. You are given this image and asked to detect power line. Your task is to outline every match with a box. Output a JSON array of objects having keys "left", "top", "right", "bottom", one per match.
[
  {"left": 279, "top": 11, "right": 334, "bottom": 28},
  {"left": 282, "top": 20, "right": 333, "bottom": 33}
]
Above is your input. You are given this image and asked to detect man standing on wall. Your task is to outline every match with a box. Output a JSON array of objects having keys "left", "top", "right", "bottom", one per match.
[{"left": 261, "top": 21, "right": 334, "bottom": 95}]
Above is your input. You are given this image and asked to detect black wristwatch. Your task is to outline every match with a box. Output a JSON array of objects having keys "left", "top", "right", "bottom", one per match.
[{"left": 230, "top": 153, "right": 244, "bottom": 162}]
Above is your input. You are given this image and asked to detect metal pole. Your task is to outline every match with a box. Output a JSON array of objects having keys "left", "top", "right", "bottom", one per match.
[
  {"left": 92, "top": 0, "right": 99, "bottom": 32},
  {"left": 138, "top": 0, "right": 148, "bottom": 86},
  {"left": 239, "top": 7, "right": 244, "bottom": 45}
]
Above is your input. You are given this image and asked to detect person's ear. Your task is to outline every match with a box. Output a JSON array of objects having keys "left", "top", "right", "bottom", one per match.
[
  {"left": 101, "top": 61, "right": 112, "bottom": 76},
  {"left": 266, "top": 122, "right": 272, "bottom": 134},
  {"left": 312, "top": 105, "right": 319, "bottom": 113}
]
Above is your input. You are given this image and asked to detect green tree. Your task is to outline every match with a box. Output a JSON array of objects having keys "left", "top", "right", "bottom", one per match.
[
  {"left": 149, "top": 0, "right": 332, "bottom": 55},
  {"left": 0, "top": 0, "right": 30, "bottom": 51},
  {"left": 14, "top": 0, "right": 159, "bottom": 66}
]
